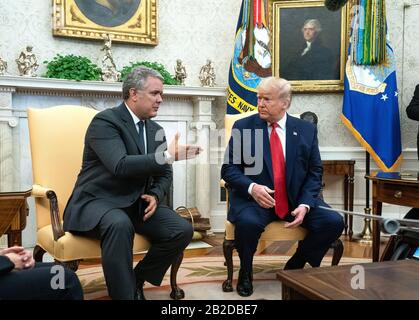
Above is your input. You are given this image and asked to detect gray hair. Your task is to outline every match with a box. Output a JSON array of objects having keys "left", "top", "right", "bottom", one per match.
[
  {"left": 302, "top": 19, "right": 322, "bottom": 33},
  {"left": 122, "top": 66, "right": 164, "bottom": 100}
]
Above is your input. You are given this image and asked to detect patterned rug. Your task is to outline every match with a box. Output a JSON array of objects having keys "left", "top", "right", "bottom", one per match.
[{"left": 77, "top": 255, "right": 370, "bottom": 300}]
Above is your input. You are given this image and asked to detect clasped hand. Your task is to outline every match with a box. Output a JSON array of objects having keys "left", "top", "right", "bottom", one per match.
[
  {"left": 168, "top": 132, "right": 203, "bottom": 161},
  {"left": 251, "top": 184, "right": 307, "bottom": 228},
  {"left": 0, "top": 246, "right": 35, "bottom": 270},
  {"left": 251, "top": 184, "right": 275, "bottom": 209}
]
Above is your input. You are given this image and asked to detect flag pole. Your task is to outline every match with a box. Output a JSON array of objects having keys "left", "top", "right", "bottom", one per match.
[{"left": 353, "top": 151, "right": 373, "bottom": 243}]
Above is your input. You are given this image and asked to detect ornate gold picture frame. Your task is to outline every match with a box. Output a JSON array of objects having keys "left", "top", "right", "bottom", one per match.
[
  {"left": 270, "top": 0, "right": 349, "bottom": 92},
  {"left": 53, "top": 0, "right": 158, "bottom": 45}
]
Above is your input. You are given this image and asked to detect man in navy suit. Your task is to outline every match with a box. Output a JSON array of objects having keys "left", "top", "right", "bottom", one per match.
[{"left": 221, "top": 77, "right": 344, "bottom": 297}]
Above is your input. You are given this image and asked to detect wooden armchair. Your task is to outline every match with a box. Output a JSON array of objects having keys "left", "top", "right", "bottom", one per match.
[
  {"left": 28, "top": 105, "right": 184, "bottom": 299},
  {"left": 221, "top": 111, "right": 343, "bottom": 292}
]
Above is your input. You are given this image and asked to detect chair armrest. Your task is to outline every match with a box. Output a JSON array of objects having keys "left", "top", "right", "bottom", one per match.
[
  {"left": 220, "top": 179, "right": 229, "bottom": 189},
  {"left": 31, "top": 184, "right": 65, "bottom": 241},
  {"left": 31, "top": 184, "right": 53, "bottom": 198}
]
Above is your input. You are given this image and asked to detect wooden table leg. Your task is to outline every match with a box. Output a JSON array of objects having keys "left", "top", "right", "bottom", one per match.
[
  {"left": 348, "top": 174, "right": 355, "bottom": 241},
  {"left": 7, "top": 230, "right": 22, "bottom": 247},
  {"left": 344, "top": 174, "right": 349, "bottom": 236},
  {"left": 372, "top": 199, "right": 382, "bottom": 262}
]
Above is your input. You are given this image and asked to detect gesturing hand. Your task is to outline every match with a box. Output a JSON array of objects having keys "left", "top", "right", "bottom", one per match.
[
  {"left": 168, "top": 132, "right": 203, "bottom": 161},
  {"left": 251, "top": 184, "right": 275, "bottom": 209}
]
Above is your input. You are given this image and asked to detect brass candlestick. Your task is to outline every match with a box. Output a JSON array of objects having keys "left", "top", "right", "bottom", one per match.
[{"left": 352, "top": 207, "right": 373, "bottom": 244}]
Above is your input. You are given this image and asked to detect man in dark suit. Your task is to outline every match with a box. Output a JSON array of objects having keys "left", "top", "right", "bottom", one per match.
[
  {"left": 405, "top": 84, "right": 419, "bottom": 219},
  {"left": 0, "top": 246, "right": 83, "bottom": 300},
  {"left": 221, "top": 77, "right": 344, "bottom": 297},
  {"left": 63, "top": 67, "right": 201, "bottom": 300},
  {"left": 282, "top": 19, "right": 338, "bottom": 81},
  {"left": 407, "top": 84, "right": 419, "bottom": 160}
]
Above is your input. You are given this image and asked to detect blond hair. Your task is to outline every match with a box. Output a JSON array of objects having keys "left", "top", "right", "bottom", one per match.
[{"left": 258, "top": 77, "right": 292, "bottom": 106}]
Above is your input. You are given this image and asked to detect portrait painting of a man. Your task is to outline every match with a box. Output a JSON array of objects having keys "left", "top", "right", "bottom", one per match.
[
  {"left": 74, "top": 0, "right": 141, "bottom": 27},
  {"left": 279, "top": 6, "right": 341, "bottom": 81},
  {"left": 271, "top": 0, "right": 348, "bottom": 91}
]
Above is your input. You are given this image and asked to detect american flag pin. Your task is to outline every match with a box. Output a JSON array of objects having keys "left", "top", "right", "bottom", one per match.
[{"left": 293, "top": 131, "right": 298, "bottom": 136}]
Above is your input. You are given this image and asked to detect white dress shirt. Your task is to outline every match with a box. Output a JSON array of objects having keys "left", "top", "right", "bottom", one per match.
[
  {"left": 124, "top": 103, "right": 174, "bottom": 163},
  {"left": 247, "top": 113, "right": 310, "bottom": 213}
]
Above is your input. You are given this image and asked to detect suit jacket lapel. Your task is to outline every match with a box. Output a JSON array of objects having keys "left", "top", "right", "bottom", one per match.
[
  {"left": 255, "top": 116, "right": 274, "bottom": 183},
  {"left": 286, "top": 114, "right": 298, "bottom": 188},
  {"left": 117, "top": 103, "right": 146, "bottom": 154}
]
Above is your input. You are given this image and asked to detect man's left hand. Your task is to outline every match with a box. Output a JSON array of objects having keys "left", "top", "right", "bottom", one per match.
[
  {"left": 141, "top": 194, "right": 158, "bottom": 221},
  {"left": 284, "top": 206, "right": 308, "bottom": 228}
]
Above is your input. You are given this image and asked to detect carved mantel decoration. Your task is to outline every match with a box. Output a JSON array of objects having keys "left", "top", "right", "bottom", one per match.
[{"left": 52, "top": 0, "right": 158, "bottom": 45}]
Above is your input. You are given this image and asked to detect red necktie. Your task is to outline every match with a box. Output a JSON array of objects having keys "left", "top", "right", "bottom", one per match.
[{"left": 270, "top": 122, "right": 289, "bottom": 218}]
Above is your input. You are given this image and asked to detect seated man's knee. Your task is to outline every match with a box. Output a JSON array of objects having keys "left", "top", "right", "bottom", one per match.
[
  {"left": 330, "top": 212, "right": 345, "bottom": 234},
  {"left": 108, "top": 214, "right": 134, "bottom": 234},
  {"left": 235, "top": 218, "right": 260, "bottom": 233},
  {"left": 179, "top": 219, "right": 194, "bottom": 243}
]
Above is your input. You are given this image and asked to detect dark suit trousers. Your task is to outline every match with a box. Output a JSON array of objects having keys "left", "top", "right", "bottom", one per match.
[
  {"left": 234, "top": 201, "right": 344, "bottom": 273},
  {"left": 80, "top": 203, "right": 193, "bottom": 300},
  {"left": 0, "top": 262, "right": 83, "bottom": 300}
]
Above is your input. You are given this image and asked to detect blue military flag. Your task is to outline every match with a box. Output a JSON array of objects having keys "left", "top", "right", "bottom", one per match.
[
  {"left": 341, "top": 38, "right": 402, "bottom": 171},
  {"left": 227, "top": 0, "right": 272, "bottom": 114}
]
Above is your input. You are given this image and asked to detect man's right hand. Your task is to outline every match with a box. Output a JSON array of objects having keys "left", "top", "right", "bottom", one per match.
[
  {"left": 251, "top": 184, "right": 275, "bottom": 209},
  {"left": 168, "top": 132, "right": 203, "bottom": 161}
]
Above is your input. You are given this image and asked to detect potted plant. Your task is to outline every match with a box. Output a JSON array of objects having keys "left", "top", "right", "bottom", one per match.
[
  {"left": 43, "top": 54, "right": 102, "bottom": 81},
  {"left": 120, "top": 61, "right": 180, "bottom": 85}
]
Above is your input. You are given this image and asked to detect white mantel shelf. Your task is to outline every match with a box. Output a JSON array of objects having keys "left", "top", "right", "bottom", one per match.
[{"left": 0, "top": 75, "right": 227, "bottom": 97}]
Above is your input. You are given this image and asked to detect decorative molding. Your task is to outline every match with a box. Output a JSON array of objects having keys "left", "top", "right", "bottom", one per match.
[
  {"left": 192, "top": 96, "right": 217, "bottom": 102},
  {"left": 319, "top": 147, "right": 418, "bottom": 171},
  {"left": 190, "top": 121, "right": 217, "bottom": 131},
  {"left": 0, "top": 86, "right": 15, "bottom": 93},
  {"left": 0, "top": 117, "right": 18, "bottom": 127},
  {"left": 0, "top": 76, "right": 227, "bottom": 99}
]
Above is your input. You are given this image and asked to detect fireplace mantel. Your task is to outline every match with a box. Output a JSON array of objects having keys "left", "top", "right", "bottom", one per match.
[{"left": 0, "top": 75, "right": 226, "bottom": 98}]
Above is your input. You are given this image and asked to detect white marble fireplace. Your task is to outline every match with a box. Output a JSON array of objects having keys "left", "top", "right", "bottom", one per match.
[{"left": 0, "top": 76, "right": 228, "bottom": 247}]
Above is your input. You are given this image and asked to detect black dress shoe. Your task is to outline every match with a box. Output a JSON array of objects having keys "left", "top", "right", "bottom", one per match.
[
  {"left": 134, "top": 285, "right": 146, "bottom": 300},
  {"left": 237, "top": 269, "right": 253, "bottom": 297},
  {"left": 284, "top": 253, "right": 306, "bottom": 270}
]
